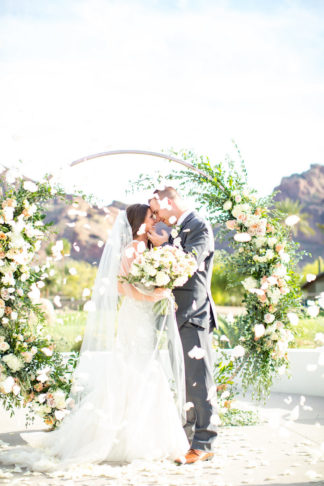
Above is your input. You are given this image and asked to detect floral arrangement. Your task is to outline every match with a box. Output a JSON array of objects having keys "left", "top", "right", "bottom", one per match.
[
  {"left": 131, "top": 147, "right": 304, "bottom": 399},
  {"left": 121, "top": 244, "right": 197, "bottom": 314},
  {"left": 0, "top": 167, "right": 77, "bottom": 427}
]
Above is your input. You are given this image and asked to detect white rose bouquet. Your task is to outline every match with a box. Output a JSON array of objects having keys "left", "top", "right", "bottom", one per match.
[{"left": 121, "top": 245, "right": 197, "bottom": 315}]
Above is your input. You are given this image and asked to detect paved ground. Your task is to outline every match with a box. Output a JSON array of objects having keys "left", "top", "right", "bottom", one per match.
[{"left": 0, "top": 392, "right": 323, "bottom": 486}]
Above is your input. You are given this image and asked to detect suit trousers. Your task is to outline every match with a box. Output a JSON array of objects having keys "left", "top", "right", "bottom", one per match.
[{"left": 179, "top": 321, "right": 218, "bottom": 451}]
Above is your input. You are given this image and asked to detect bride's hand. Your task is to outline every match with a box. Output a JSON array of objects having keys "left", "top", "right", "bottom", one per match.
[{"left": 153, "top": 287, "right": 172, "bottom": 301}]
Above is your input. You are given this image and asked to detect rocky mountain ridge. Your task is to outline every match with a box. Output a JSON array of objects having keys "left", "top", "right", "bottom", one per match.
[{"left": 40, "top": 164, "right": 323, "bottom": 265}]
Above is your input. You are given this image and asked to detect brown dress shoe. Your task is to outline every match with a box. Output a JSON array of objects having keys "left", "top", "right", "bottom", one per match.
[{"left": 175, "top": 448, "right": 214, "bottom": 465}]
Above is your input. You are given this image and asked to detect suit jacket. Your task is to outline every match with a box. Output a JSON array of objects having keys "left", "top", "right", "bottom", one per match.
[{"left": 168, "top": 211, "right": 218, "bottom": 330}]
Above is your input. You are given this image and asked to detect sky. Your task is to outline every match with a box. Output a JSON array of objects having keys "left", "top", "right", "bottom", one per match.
[{"left": 0, "top": 0, "right": 323, "bottom": 205}]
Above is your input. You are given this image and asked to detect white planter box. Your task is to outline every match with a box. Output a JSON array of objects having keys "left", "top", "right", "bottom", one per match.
[
  {"left": 63, "top": 347, "right": 324, "bottom": 398},
  {"left": 217, "top": 348, "right": 324, "bottom": 397}
]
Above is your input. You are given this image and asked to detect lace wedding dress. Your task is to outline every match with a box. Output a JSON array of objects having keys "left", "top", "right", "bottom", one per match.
[{"left": 0, "top": 212, "right": 188, "bottom": 472}]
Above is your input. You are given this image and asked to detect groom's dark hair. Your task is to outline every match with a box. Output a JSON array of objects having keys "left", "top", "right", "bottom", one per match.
[
  {"left": 152, "top": 186, "right": 179, "bottom": 200},
  {"left": 126, "top": 203, "right": 150, "bottom": 240}
]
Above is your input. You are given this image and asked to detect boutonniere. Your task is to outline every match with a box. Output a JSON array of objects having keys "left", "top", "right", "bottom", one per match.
[{"left": 171, "top": 224, "right": 181, "bottom": 239}]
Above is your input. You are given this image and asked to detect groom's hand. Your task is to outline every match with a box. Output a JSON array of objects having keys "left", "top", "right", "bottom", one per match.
[{"left": 148, "top": 229, "right": 169, "bottom": 246}]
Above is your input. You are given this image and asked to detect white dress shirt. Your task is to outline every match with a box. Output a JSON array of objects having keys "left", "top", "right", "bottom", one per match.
[{"left": 177, "top": 209, "right": 193, "bottom": 227}]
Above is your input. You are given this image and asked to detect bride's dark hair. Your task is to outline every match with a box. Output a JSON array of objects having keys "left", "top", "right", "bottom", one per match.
[{"left": 126, "top": 203, "right": 150, "bottom": 240}]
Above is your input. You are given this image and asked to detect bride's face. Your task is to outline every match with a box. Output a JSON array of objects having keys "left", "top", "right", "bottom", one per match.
[{"left": 144, "top": 208, "right": 155, "bottom": 233}]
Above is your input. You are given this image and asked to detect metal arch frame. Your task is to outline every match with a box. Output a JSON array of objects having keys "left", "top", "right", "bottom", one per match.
[{"left": 70, "top": 149, "right": 213, "bottom": 182}]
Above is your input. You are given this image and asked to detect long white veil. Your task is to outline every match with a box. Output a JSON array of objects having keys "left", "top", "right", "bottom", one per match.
[{"left": 0, "top": 210, "right": 187, "bottom": 471}]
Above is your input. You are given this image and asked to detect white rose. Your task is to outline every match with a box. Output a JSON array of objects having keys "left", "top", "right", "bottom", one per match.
[
  {"left": 155, "top": 271, "right": 170, "bottom": 287},
  {"left": 255, "top": 237, "right": 266, "bottom": 248},
  {"left": 223, "top": 200, "right": 232, "bottom": 211},
  {"left": 41, "top": 347, "right": 53, "bottom": 357},
  {"left": 242, "top": 277, "right": 258, "bottom": 291},
  {"left": 0, "top": 376, "right": 15, "bottom": 393},
  {"left": 144, "top": 264, "right": 157, "bottom": 277},
  {"left": 0, "top": 341, "right": 10, "bottom": 352},
  {"left": 52, "top": 390, "right": 66, "bottom": 409},
  {"left": 174, "top": 276, "right": 188, "bottom": 287},
  {"left": 267, "top": 237, "right": 277, "bottom": 247},
  {"left": 265, "top": 250, "right": 275, "bottom": 260},
  {"left": 254, "top": 324, "right": 266, "bottom": 339},
  {"left": 171, "top": 229, "right": 178, "bottom": 238},
  {"left": 2, "top": 354, "right": 24, "bottom": 372},
  {"left": 130, "top": 264, "right": 140, "bottom": 277},
  {"left": 232, "top": 203, "right": 251, "bottom": 219},
  {"left": 280, "top": 252, "right": 290, "bottom": 263},
  {"left": 264, "top": 313, "right": 275, "bottom": 324}
]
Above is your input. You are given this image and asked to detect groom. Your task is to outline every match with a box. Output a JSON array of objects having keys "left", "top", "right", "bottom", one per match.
[{"left": 149, "top": 186, "right": 218, "bottom": 464}]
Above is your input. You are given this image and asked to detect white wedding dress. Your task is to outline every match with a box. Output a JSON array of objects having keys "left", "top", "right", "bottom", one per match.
[{"left": 0, "top": 212, "right": 189, "bottom": 472}]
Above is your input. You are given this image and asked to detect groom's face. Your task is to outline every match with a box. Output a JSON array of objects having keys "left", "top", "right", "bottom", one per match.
[{"left": 150, "top": 197, "right": 173, "bottom": 226}]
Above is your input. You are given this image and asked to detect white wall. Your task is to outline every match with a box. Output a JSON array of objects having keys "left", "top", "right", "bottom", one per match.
[{"left": 218, "top": 348, "right": 324, "bottom": 398}]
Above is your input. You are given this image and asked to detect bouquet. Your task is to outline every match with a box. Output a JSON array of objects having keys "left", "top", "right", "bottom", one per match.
[{"left": 121, "top": 245, "right": 197, "bottom": 315}]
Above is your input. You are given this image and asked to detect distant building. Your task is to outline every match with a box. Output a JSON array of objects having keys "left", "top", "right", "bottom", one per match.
[{"left": 301, "top": 272, "right": 324, "bottom": 299}]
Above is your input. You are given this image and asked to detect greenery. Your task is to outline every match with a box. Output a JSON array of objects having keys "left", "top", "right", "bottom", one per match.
[
  {"left": 211, "top": 251, "right": 244, "bottom": 306},
  {"left": 131, "top": 147, "right": 305, "bottom": 400},
  {"left": 213, "top": 350, "right": 259, "bottom": 426},
  {"left": 47, "top": 310, "right": 87, "bottom": 353},
  {"left": 292, "top": 316, "right": 324, "bottom": 348},
  {"left": 0, "top": 168, "right": 92, "bottom": 427},
  {"left": 300, "top": 257, "right": 324, "bottom": 285},
  {"left": 43, "top": 258, "right": 97, "bottom": 300}
]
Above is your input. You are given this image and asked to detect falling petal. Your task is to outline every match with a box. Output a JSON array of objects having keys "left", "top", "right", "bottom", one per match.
[
  {"left": 285, "top": 215, "right": 300, "bottom": 226},
  {"left": 183, "top": 402, "right": 194, "bottom": 411},
  {"left": 83, "top": 300, "right": 96, "bottom": 312},
  {"left": 288, "top": 405, "right": 299, "bottom": 421},
  {"left": 284, "top": 396, "right": 292, "bottom": 405},
  {"left": 82, "top": 288, "right": 91, "bottom": 298},
  {"left": 73, "top": 242, "right": 80, "bottom": 252},
  {"left": 188, "top": 345, "right": 206, "bottom": 359},
  {"left": 234, "top": 232, "right": 252, "bottom": 242},
  {"left": 69, "top": 267, "right": 77, "bottom": 275},
  {"left": 300, "top": 395, "right": 306, "bottom": 406},
  {"left": 137, "top": 241, "right": 146, "bottom": 253},
  {"left": 168, "top": 216, "right": 177, "bottom": 225},
  {"left": 53, "top": 295, "right": 62, "bottom": 307},
  {"left": 307, "top": 305, "right": 320, "bottom": 318},
  {"left": 125, "top": 247, "right": 135, "bottom": 258},
  {"left": 210, "top": 414, "right": 221, "bottom": 426},
  {"left": 98, "top": 240, "right": 104, "bottom": 248}
]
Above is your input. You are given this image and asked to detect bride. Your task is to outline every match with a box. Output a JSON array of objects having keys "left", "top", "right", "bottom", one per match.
[{"left": 0, "top": 204, "right": 189, "bottom": 472}]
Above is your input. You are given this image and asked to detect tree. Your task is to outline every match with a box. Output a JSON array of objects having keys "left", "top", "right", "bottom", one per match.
[{"left": 275, "top": 198, "right": 315, "bottom": 237}]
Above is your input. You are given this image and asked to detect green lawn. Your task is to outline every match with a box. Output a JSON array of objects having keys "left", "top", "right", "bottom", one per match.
[
  {"left": 47, "top": 310, "right": 88, "bottom": 352},
  {"left": 291, "top": 315, "right": 324, "bottom": 349},
  {"left": 46, "top": 310, "right": 324, "bottom": 352}
]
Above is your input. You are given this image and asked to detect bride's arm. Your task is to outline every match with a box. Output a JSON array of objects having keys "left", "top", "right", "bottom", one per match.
[{"left": 117, "top": 280, "right": 167, "bottom": 302}]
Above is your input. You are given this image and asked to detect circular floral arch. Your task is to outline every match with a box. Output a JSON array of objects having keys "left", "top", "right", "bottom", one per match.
[{"left": 0, "top": 149, "right": 302, "bottom": 427}]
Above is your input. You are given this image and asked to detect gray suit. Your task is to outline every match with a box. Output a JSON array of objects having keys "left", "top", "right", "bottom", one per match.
[{"left": 169, "top": 211, "right": 218, "bottom": 451}]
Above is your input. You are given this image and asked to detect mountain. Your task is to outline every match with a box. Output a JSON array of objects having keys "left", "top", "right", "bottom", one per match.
[
  {"left": 38, "top": 164, "right": 323, "bottom": 266},
  {"left": 274, "top": 164, "right": 324, "bottom": 262},
  {"left": 42, "top": 197, "right": 127, "bottom": 264}
]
